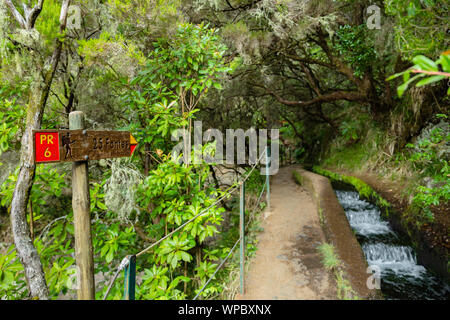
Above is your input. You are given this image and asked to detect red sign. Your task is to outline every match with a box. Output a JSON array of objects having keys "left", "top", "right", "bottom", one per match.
[{"left": 35, "top": 132, "right": 60, "bottom": 163}]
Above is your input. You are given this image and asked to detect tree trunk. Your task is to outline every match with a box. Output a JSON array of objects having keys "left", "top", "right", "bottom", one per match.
[
  {"left": 9, "top": 0, "right": 71, "bottom": 300},
  {"left": 11, "top": 88, "right": 54, "bottom": 298}
]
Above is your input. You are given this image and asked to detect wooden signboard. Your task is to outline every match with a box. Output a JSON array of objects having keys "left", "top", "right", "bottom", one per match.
[
  {"left": 33, "top": 130, "right": 138, "bottom": 163},
  {"left": 33, "top": 112, "right": 140, "bottom": 300}
]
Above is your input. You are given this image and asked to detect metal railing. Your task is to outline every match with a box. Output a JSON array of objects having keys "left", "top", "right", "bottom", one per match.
[{"left": 102, "top": 147, "right": 271, "bottom": 300}]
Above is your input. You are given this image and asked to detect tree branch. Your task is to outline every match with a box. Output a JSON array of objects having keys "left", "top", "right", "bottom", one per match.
[
  {"left": 25, "top": 0, "right": 44, "bottom": 29},
  {"left": 411, "top": 69, "right": 450, "bottom": 77},
  {"left": 221, "top": 0, "right": 262, "bottom": 12},
  {"left": 4, "top": 0, "right": 45, "bottom": 29},
  {"left": 4, "top": 0, "right": 27, "bottom": 28},
  {"left": 252, "top": 83, "right": 365, "bottom": 107},
  {"left": 282, "top": 53, "right": 334, "bottom": 69}
]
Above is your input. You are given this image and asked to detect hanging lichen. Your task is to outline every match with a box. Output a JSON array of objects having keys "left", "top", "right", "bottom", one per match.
[{"left": 103, "top": 158, "right": 143, "bottom": 221}]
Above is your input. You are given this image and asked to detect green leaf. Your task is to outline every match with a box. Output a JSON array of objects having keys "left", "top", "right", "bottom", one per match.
[
  {"left": 412, "top": 55, "right": 438, "bottom": 71},
  {"left": 397, "top": 82, "right": 409, "bottom": 97},
  {"left": 170, "top": 256, "right": 178, "bottom": 269},
  {"left": 416, "top": 75, "right": 446, "bottom": 87},
  {"left": 105, "top": 248, "right": 114, "bottom": 263},
  {"left": 180, "top": 251, "right": 192, "bottom": 262},
  {"left": 97, "top": 202, "right": 107, "bottom": 210},
  {"left": 397, "top": 74, "right": 424, "bottom": 97},
  {"left": 387, "top": 71, "right": 405, "bottom": 81},
  {"left": 403, "top": 71, "right": 410, "bottom": 83},
  {"left": 3, "top": 270, "right": 14, "bottom": 284},
  {"left": 175, "top": 275, "right": 191, "bottom": 282},
  {"left": 439, "top": 54, "right": 450, "bottom": 72}
]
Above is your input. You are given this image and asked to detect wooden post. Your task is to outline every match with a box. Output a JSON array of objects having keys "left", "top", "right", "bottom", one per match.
[
  {"left": 265, "top": 146, "right": 270, "bottom": 210},
  {"left": 123, "top": 255, "right": 136, "bottom": 300},
  {"left": 239, "top": 181, "right": 245, "bottom": 295},
  {"left": 70, "top": 111, "right": 95, "bottom": 300}
]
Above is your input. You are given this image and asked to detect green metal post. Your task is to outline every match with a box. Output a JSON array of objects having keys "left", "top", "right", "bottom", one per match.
[
  {"left": 123, "top": 255, "right": 136, "bottom": 300},
  {"left": 265, "top": 146, "right": 270, "bottom": 210},
  {"left": 239, "top": 181, "right": 245, "bottom": 295}
]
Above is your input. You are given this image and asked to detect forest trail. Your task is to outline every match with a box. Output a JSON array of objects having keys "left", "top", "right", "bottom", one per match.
[{"left": 235, "top": 165, "right": 336, "bottom": 300}]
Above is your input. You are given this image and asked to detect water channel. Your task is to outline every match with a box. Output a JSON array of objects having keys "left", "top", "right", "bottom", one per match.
[{"left": 335, "top": 189, "right": 450, "bottom": 300}]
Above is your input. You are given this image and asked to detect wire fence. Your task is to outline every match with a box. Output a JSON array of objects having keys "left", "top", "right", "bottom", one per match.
[
  {"left": 193, "top": 179, "right": 267, "bottom": 300},
  {"left": 193, "top": 237, "right": 240, "bottom": 300},
  {"left": 102, "top": 147, "right": 271, "bottom": 300}
]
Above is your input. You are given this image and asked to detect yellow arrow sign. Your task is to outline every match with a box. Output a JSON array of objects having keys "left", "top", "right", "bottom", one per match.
[{"left": 130, "top": 133, "right": 138, "bottom": 155}]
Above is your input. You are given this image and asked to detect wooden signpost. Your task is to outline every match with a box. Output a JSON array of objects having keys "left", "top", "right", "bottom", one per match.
[
  {"left": 33, "top": 130, "right": 137, "bottom": 163},
  {"left": 33, "top": 111, "right": 138, "bottom": 300}
]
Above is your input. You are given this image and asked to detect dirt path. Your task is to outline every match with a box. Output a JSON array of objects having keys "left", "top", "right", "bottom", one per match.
[{"left": 236, "top": 166, "right": 336, "bottom": 300}]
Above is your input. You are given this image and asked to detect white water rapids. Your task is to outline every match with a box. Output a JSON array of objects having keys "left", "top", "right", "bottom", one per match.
[{"left": 335, "top": 190, "right": 450, "bottom": 299}]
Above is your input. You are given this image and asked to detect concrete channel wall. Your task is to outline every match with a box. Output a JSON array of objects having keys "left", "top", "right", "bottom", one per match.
[{"left": 293, "top": 168, "right": 381, "bottom": 299}]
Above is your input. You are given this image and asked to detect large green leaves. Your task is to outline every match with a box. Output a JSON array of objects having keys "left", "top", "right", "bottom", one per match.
[
  {"left": 156, "top": 235, "right": 195, "bottom": 269},
  {"left": 388, "top": 52, "right": 450, "bottom": 97}
]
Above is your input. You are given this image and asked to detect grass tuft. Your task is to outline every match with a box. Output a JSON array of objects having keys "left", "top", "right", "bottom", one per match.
[
  {"left": 317, "top": 242, "right": 360, "bottom": 300},
  {"left": 318, "top": 243, "right": 340, "bottom": 270}
]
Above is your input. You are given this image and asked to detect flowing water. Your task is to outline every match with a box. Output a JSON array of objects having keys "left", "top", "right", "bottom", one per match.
[{"left": 335, "top": 190, "right": 450, "bottom": 300}]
